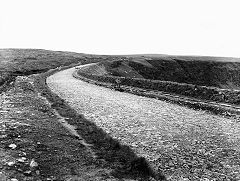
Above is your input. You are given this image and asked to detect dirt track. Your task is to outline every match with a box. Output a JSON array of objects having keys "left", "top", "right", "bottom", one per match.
[{"left": 47, "top": 66, "right": 240, "bottom": 180}]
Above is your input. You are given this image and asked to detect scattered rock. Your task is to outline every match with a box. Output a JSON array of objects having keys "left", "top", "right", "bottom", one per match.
[
  {"left": 46, "top": 176, "right": 56, "bottom": 181},
  {"left": 23, "top": 170, "right": 32, "bottom": 176},
  {"left": 30, "top": 159, "right": 38, "bottom": 168},
  {"left": 7, "top": 161, "right": 15, "bottom": 166},
  {"left": 17, "top": 168, "right": 23, "bottom": 172},
  {"left": 17, "top": 157, "right": 27, "bottom": 163},
  {"left": 9, "top": 143, "right": 17, "bottom": 149},
  {"left": 0, "top": 134, "right": 7, "bottom": 139},
  {"left": 10, "top": 179, "right": 18, "bottom": 181},
  {"left": 18, "top": 152, "right": 27, "bottom": 156}
]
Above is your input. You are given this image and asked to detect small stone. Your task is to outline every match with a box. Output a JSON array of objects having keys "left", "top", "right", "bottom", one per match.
[
  {"left": 7, "top": 162, "right": 15, "bottom": 166},
  {"left": 18, "top": 152, "right": 26, "bottom": 156},
  {"left": 17, "top": 157, "right": 27, "bottom": 163},
  {"left": 10, "top": 179, "right": 18, "bottom": 181},
  {"left": 181, "top": 178, "right": 189, "bottom": 181},
  {"left": 23, "top": 170, "right": 32, "bottom": 176},
  {"left": 17, "top": 168, "right": 23, "bottom": 172},
  {"left": 0, "top": 135, "right": 7, "bottom": 139},
  {"left": 46, "top": 177, "right": 56, "bottom": 181},
  {"left": 9, "top": 144, "right": 17, "bottom": 149},
  {"left": 30, "top": 159, "right": 38, "bottom": 167}
]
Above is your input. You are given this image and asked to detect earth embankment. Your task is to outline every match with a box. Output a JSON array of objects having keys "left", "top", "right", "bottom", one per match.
[
  {"left": 95, "top": 56, "right": 240, "bottom": 90},
  {"left": 77, "top": 58, "right": 240, "bottom": 105}
]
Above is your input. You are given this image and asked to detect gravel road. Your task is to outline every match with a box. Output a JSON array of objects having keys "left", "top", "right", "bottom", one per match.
[{"left": 47, "top": 66, "right": 240, "bottom": 180}]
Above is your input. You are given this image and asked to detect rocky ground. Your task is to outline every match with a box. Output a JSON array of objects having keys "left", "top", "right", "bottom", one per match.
[
  {"left": 0, "top": 76, "right": 101, "bottom": 180},
  {"left": 1, "top": 49, "right": 240, "bottom": 181},
  {"left": 47, "top": 67, "right": 240, "bottom": 181},
  {"left": 0, "top": 74, "right": 155, "bottom": 181}
]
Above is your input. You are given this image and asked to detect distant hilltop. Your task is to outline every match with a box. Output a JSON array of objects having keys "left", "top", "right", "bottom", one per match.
[{"left": 1, "top": 48, "right": 240, "bottom": 90}]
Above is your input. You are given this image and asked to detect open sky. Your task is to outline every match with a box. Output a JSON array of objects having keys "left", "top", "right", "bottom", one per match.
[{"left": 0, "top": 0, "right": 239, "bottom": 57}]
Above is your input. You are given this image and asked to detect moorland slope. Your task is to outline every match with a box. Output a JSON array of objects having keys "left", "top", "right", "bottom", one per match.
[{"left": 87, "top": 55, "right": 240, "bottom": 90}]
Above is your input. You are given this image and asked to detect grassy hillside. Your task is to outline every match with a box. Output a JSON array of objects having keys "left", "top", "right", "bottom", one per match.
[
  {"left": 97, "top": 55, "right": 240, "bottom": 90},
  {"left": 0, "top": 49, "right": 118, "bottom": 87},
  {"left": 0, "top": 49, "right": 94, "bottom": 74},
  {"left": 1, "top": 49, "right": 240, "bottom": 90}
]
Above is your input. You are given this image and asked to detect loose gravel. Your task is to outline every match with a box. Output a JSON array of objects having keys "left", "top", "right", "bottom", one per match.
[{"left": 47, "top": 67, "right": 240, "bottom": 180}]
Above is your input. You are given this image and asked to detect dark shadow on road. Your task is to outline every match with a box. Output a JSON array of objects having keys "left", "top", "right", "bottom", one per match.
[{"left": 34, "top": 71, "right": 166, "bottom": 181}]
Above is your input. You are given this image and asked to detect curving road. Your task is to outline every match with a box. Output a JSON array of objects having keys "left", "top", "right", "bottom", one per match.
[{"left": 47, "top": 65, "right": 240, "bottom": 180}]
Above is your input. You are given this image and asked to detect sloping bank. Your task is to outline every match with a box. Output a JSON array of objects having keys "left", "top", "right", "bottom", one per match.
[
  {"left": 34, "top": 65, "right": 166, "bottom": 181},
  {"left": 75, "top": 65, "right": 240, "bottom": 117}
]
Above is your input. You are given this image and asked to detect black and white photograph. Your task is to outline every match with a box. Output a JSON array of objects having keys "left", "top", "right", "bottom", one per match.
[{"left": 0, "top": 0, "right": 240, "bottom": 180}]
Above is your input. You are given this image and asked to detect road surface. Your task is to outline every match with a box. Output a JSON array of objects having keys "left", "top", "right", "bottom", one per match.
[{"left": 47, "top": 65, "right": 240, "bottom": 180}]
